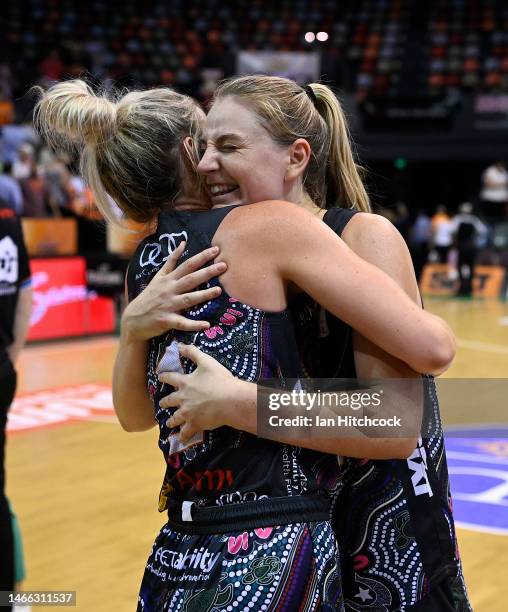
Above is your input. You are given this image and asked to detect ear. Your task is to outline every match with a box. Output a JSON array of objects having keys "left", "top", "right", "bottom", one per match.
[
  {"left": 182, "top": 136, "right": 201, "bottom": 173},
  {"left": 182, "top": 136, "right": 195, "bottom": 161},
  {"left": 285, "top": 139, "right": 311, "bottom": 182}
]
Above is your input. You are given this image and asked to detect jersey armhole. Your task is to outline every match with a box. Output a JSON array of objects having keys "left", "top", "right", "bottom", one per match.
[{"left": 323, "top": 207, "right": 358, "bottom": 236}]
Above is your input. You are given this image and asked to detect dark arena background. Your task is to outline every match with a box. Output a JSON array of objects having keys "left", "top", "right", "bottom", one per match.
[{"left": 1, "top": 1, "right": 507, "bottom": 610}]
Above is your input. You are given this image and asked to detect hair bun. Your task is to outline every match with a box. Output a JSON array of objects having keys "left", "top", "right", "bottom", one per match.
[{"left": 34, "top": 79, "right": 117, "bottom": 148}]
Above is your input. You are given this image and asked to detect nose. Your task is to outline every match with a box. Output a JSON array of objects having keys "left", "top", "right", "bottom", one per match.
[{"left": 197, "top": 146, "right": 220, "bottom": 175}]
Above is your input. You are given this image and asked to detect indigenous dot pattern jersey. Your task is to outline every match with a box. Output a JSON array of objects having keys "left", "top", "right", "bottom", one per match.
[
  {"left": 291, "top": 207, "right": 471, "bottom": 612},
  {"left": 127, "top": 206, "right": 341, "bottom": 523},
  {"left": 127, "top": 206, "right": 343, "bottom": 611}
]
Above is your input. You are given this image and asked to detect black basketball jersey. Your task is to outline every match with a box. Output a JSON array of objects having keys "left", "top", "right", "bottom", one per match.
[{"left": 126, "top": 206, "right": 341, "bottom": 533}]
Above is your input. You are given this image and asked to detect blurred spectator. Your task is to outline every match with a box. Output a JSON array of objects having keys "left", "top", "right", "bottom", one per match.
[
  {"left": 67, "top": 173, "right": 101, "bottom": 220},
  {"left": 12, "top": 144, "right": 35, "bottom": 181},
  {"left": 409, "top": 209, "right": 432, "bottom": 280},
  {"left": 0, "top": 162, "right": 23, "bottom": 215},
  {"left": 41, "top": 152, "right": 72, "bottom": 215},
  {"left": 0, "top": 124, "right": 38, "bottom": 165},
  {"left": 431, "top": 205, "right": 454, "bottom": 263},
  {"left": 20, "top": 167, "right": 49, "bottom": 217},
  {"left": 451, "top": 202, "right": 488, "bottom": 296},
  {"left": 479, "top": 160, "right": 508, "bottom": 222}
]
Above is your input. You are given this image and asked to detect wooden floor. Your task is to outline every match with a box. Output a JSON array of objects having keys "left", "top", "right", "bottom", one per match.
[{"left": 6, "top": 298, "right": 508, "bottom": 611}]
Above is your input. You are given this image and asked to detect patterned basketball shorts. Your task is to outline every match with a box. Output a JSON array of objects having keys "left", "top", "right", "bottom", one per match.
[{"left": 137, "top": 520, "right": 343, "bottom": 611}]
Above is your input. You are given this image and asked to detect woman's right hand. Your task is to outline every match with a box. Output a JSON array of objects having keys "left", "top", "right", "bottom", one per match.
[{"left": 121, "top": 242, "right": 227, "bottom": 340}]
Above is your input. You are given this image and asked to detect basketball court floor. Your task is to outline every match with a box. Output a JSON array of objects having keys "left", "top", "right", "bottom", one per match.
[{"left": 5, "top": 298, "right": 508, "bottom": 611}]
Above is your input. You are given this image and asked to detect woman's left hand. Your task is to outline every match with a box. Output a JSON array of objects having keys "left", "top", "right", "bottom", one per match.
[{"left": 158, "top": 344, "right": 239, "bottom": 443}]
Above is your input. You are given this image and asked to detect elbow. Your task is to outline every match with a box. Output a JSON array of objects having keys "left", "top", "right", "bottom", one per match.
[
  {"left": 115, "top": 410, "right": 155, "bottom": 433},
  {"left": 391, "top": 437, "right": 418, "bottom": 459},
  {"left": 412, "top": 330, "right": 456, "bottom": 376},
  {"left": 362, "top": 437, "right": 418, "bottom": 460},
  {"left": 425, "top": 334, "right": 456, "bottom": 376},
  {"left": 118, "top": 419, "right": 155, "bottom": 433},
  {"left": 118, "top": 419, "right": 140, "bottom": 433},
  {"left": 116, "top": 414, "right": 137, "bottom": 432}
]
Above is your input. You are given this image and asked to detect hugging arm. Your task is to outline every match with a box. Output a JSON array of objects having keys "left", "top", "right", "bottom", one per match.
[
  {"left": 160, "top": 206, "right": 443, "bottom": 457},
  {"left": 272, "top": 203, "right": 455, "bottom": 375},
  {"left": 113, "top": 329, "right": 154, "bottom": 432},
  {"left": 112, "top": 243, "right": 226, "bottom": 432},
  {"left": 160, "top": 345, "right": 419, "bottom": 459}
]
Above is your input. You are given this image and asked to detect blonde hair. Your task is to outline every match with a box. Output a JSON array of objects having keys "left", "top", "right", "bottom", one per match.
[
  {"left": 34, "top": 80, "right": 204, "bottom": 223},
  {"left": 213, "top": 76, "right": 371, "bottom": 212}
]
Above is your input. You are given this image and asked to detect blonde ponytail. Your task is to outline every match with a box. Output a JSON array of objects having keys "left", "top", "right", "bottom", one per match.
[
  {"left": 309, "top": 84, "right": 371, "bottom": 213},
  {"left": 34, "top": 80, "right": 204, "bottom": 224}
]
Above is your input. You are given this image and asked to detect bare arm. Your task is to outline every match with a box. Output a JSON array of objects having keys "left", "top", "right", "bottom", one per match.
[
  {"left": 112, "top": 243, "right": 226, "bottom": 431},
  {"left": 275, "top": 213, "right": 427, "bottom": 456},
  {"left": 223, "top": 201, "right": 455, "bottom": 376},
  {"left": 113, "top": 332, "right": 155, "bottom": 432},
  {"left": 282, "top": 209, "right": 455, "bottom": 375},
  {"left": 159, "top": 205, "right": 450, "bottom": 457},
  {"left": 7, "top": 285, "right": 33, "bottom": 365},
  {"left": 160, "top": 344, "right": 415, "bottom": 459}
]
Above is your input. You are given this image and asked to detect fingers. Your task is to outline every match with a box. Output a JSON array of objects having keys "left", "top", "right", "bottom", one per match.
[
  {"left": 158, "top": 371, "right": 184, "bottom": 388},
  {"left": 157, "top": 241, "right": 186, "bottom": 275},
  {"left": 169, "top": 314, "right": 210, "bottom": 332},
  {"left": 160, "top": 391, "right": 182, "bottom": 410},
  {"left": 175, "top": 262, "right": 227, "bottom": 293},
  {"left": 172, "top": 246, "right": 221, "bottom": 280},
  {"left": 179, "top": 423, "right": 199, "bottom": 444},
  {"left": 165, "top": 410, "right": 186, "bottom": 429},
  {"left": 175, "top": 286, "right": 222, "bottom": 311},
  {"left": 177, "top": 342, "right": 205, "bottom": 365}
]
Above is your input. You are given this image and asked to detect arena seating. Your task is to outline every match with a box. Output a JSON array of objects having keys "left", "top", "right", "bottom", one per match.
[
  {"left": 427, "top": 0, "right": 508, "bottom": 95},
  {"left": 2, "top": 0, "right": 507, "bottom": 110}
]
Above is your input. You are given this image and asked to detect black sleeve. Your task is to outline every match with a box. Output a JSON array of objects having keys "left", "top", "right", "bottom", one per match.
[{"left": 14, "top": 218, "right": 31, "bottom": 287}]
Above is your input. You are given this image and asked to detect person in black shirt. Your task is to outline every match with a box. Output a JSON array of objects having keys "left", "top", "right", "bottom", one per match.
[
  {"left": 0, "top": 197, "right": 32, "bottom": 601},
  {"left": 451, "top": 203, "right": 488, "bottom": 297}
]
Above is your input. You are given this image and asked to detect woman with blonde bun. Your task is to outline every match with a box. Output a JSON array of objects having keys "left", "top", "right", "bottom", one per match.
[{"left": 35, "top": 79, "right": 457, "bottom": 611}]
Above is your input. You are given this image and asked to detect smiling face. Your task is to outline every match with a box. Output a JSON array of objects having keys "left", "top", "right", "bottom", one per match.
[{"left": 197, "top": 97, "right": 292, "bottom": 207}]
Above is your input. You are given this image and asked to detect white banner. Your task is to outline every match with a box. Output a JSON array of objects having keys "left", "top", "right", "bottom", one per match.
[{"left": 236, "top": 51, "right": 321, "bottom": 84}]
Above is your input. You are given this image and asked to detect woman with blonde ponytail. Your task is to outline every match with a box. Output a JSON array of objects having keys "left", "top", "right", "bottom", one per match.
[
  {"left": 35, "top": 78, "right": 463, "bottom": 611},
  {"left": 158, "top": 75, "right": 469, "bottom": 611}
]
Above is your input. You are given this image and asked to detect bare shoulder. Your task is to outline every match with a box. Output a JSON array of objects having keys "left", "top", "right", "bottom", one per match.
[
  {"left": 343, "top": 212, "right": 409, "bottom": 258},
  {"left": 343, "top": 211, "right": 419, "bottom": 298},
  {"left": 228, "top": 200, "right": 315, "bottom": 225},
  {"left": 220, "top": 200, "right": 328, "bottom": 244}
]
